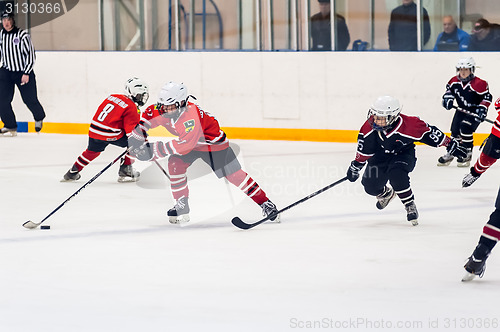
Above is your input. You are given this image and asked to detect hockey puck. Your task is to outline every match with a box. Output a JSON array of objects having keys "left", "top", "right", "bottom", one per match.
[{"left": 40, "top": 225, "right": 51, "bottom": 230}]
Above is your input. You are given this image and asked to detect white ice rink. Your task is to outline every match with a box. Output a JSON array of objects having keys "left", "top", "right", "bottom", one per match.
[{"left": 1, "top": 133, "right": 499, "bottom": 332}]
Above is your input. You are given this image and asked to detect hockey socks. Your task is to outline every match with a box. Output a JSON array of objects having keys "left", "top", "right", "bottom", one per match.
[
  {"left": 225, "top": 169, "right": 268, "bottom": 205},
  {"left": 472, "top": 152, "right": 497, "bottom": 175},
  {"left": 73, "top": 150, "right": 101, "bottom": 172}
]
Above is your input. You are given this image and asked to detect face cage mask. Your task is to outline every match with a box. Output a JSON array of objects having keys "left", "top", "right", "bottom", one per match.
[
  {"left": 456, "top": 67, "right": 475, "bottom": 83},
  {"left": 367, "top": 111, "right": 398, "bottom": 131},
  {"left": 133, "top": 92, "right": 149, "bottom": 107},
  {"left": 157, "top": 101, "right": 186, "bottom": 119}
]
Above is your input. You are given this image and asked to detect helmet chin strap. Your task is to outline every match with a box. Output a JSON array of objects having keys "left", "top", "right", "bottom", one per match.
[{"left": 457, "top": 73, "right": 474, "bottom": 83}]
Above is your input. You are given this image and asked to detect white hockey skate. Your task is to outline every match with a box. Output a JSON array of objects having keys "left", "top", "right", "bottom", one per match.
[
  {"left": 167, "top": 196, "right": 190, "bottom": 224},
  {"left": 437, "top": 152, "right": 454, "bottom": 166},
  {"left": 456, "top": 151, "right": 472, "bottom": 168},
  {"left": 117, "top": 164, "right": 140, "bottom": 183},
  {"left": 376, "top": 186, "right": 396, "bottom": 210},
  {"left": 260, "top": 200, "right": 281, "bottom": 223},
  {"left": 0, "top": 127, "right": 17, "bottom": 137}
]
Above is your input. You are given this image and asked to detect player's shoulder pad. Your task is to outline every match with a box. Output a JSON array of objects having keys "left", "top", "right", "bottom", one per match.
[
  {"left": 448, "top": 76, "right": 460, "bottom": 85},
  {"left": 470, "top": 77, "right": 489, "bottom": 94},
  {"left": 142, "top": 104, "right": 157, "bottom": 118},
  {"left": 359, "top": 119, "right": 374, "bottom": 136}
]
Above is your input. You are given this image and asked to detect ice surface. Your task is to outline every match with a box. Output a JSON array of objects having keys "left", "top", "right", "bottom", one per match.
[{"left": 1, "top": 134, "right": 499, "bottom": 331}]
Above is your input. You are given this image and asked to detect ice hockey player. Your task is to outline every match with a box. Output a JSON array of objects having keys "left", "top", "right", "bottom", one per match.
[
  {"left": 61, "top": 77, "right": 149, "bottom": 182},
  {"left": 462, "top": 97, "right": 500, "bottom": 187},
  {"left": 438, "top": 57, "right": 492, "bottom": 167},
  {"left": 346, "top": 95, "right": 468, "bottom": 226},
  {"left": 462, "top": 186, "right": 500, "bottom": 281},
  {"left": 128, "top": 81, "right": 279, "bottom": 224}
]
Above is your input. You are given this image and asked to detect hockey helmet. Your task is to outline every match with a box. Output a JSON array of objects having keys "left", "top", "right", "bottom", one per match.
[
  {"left": 368, "top": 96, "right": 402, "bottom": 131},
  {"left": 156, "top": 81, "right": 188, "bottom": 118},
  {"left": 125, "top": 77, "right": 149, "bottom": 106},
  {"left": 456, "top": 57, "right": 475, "bottom": 73}
]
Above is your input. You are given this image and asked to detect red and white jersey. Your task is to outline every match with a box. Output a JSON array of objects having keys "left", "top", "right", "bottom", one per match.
[
  {"left": 491, "top": 98, "right": 500, "bottom": 139},
  {"left": 89, "top": 94, "right": 140, "bottom": 141},
  {"left": 140, "top": 101, "right": 229, "bottom": 155}
]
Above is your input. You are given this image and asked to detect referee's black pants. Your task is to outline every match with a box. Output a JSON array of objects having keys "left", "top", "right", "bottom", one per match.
[{"left": 0, "top": 67, "right": 46, "bottom": 129}]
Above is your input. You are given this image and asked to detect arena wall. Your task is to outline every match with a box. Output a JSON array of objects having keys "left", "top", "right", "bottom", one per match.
[{"left": 7, "top": 51, "right": 500, "bottom": 142}]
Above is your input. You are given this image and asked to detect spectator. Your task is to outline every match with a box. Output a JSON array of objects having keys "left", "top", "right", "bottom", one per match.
[
  {"left": 388, "top": 0, "right": 431, "bottom": 51},
  {"left": 469, "top": 18, "right": 500, "bottom": 51},
  {"left": 0, "top": 10, "right": 46, "bottom": 136},
  {"left": 310, "top": 0, "right": 350, "bottom": 51},
  {"left": 434, "top": 15, "right": 470, "bottom": 51}
]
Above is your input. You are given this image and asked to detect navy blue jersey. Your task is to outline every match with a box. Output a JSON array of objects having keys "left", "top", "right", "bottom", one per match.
[
  {"left": 355, "top": 114, "right": 449, "bottom": 164},
  {"left": 445, "top": 76, "right": 492, "bottom": 112}
]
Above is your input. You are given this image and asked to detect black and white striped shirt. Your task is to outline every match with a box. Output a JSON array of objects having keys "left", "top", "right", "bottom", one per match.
[{"left": 0, "top": 27, "right": 36, "bottom": 74}]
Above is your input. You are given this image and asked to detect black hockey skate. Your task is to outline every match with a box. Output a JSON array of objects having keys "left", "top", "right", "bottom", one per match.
[
  {"left": 61, "top": 167, "right": 81, "bottom": 182},
  {"left": 0, "top": 127, "right": 17, "bottom": 137},
  {"left": 437, "top": 152, "right": 454, "bottom": 166},
  {"left": 260, "top": 200, "right": 280, "bottom": 222},
  {"left": 404, "top": 201, "right": 419, "bottom": 226},
  {"left": 35, "top": 120, "right": 43, "bottom": 133},
  {"left": 118, "top": 164, "right": 140, "bottom": 183},
  {"left": 462, "top": 168, "right": 481, "bottom": 188},
  {"left": 462, "top": 244, "right": 491, "bottom": 282},
  {"left": 456, "top": 150, "right": 472, "bottom": 168},
  {"left": 376, "top": 186, "right": 396, "bottom": 210},
  {"left": 167, "top": 196, "right": 190, "bottom": 224}
]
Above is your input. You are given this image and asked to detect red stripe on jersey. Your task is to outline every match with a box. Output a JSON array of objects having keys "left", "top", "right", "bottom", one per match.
[{"left": 483, "top": 224, "right": 500, "bottom": 242}]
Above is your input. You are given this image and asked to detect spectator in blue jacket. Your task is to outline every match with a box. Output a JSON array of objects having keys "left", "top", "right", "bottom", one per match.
[{"left": 434, "top": 16, "right": 470, "bottom": 51}]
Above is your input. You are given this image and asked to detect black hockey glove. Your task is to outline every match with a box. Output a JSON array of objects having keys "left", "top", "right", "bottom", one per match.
[
  {"left": 446, "top": 138, "right": 468, "bottom": 159},
  {"left": 442, "top": 92, "right": 454, "bottom": 110},
  {"left": 347, "top": 160, "right": 365, "bottom": 182},
  {"left": 474, "top": 105, "right": 487, "bottom": 123}
]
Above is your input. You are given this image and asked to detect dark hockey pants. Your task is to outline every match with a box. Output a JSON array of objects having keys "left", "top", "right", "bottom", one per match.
[
  {"left": 361, "top": 150, "right": 416, "bottom": 198},
  {"left": 450, "top": 111, "right": 480, "bottom": 150},
  {"left": 0, "top": 68, "right": 45, "bottom": 129}
]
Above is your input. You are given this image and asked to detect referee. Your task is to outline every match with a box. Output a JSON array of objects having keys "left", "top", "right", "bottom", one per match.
[{"left": 0, "top": 10, "right": 45, "bottom": 136}]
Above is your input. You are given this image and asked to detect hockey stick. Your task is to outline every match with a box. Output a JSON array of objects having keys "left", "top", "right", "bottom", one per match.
[
  {"left": 153, "top": 159, "right": 171, "bottom": 180},
  {"left": 452, "top": 106, "right": 494, "bottom": 124},
  {"left": 22, "top": 150, "right": 129, "bottom": 229},
  {"left": 231, "top": 176, "right": 349, "bottom": 230}
]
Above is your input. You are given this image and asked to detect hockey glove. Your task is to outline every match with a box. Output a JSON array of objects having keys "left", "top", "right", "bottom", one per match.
[
  {"left": 446, "top": 138, "right": 468, "bottom": 159},
  {"left": 474, "top": 105, "right": 487, "bottom": 123},
  {"left": 127, "top": 128, "right": 148, "bottom": 150},
  {"left": 346, "top": 160, "right": 365, "bottom": 182},
  {"left": 131, "top": 141, "right": 169, "bottom": 161},
  {"left": 442, "top": 92, "right": 454, "bottom": 110}
]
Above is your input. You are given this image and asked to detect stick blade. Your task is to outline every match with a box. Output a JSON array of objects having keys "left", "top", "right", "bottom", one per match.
[
  {"left": 231, "top": 217, "right": 253, "bottom": 230},
  {"left": 23, "top": 220, "right": 41, "bottom": 229}
]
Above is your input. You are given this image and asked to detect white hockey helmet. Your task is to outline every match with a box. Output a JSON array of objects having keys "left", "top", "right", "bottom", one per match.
[
  {"left": 125, "top": 77, "right": 149, "bottom": 106},
  {"left": 156, "top": 81, "right": 189, "bottom": 118},
  {"left": 456, "top": 57, "right": 476, "bottom": 73},
  {"left": 368, "top": 96, "right": 402, "bottom": 130}
]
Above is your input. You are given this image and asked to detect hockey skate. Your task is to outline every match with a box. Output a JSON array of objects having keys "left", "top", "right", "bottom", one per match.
[
  {"left": 456, "top": 150, "right": 472, "bottom": 168},
  {"left": 35, "top": 120, "right": 43, "bottom": 133},
  {"left": 168, "top": 196, "right": 190, "bottom": 224},
  {"left": 462, "top": 244, "right": 490, "bottom": 282},
  {"left": 0, "top": 127, "right": 17, "bottom": 137},
  {"left": 462, "top": 169, "right": 481, "bottom": 188},
  {"left": 61, "top": 167, "right": 81, "bottom": 182},
  {"left": 260, "top": 200, "right": 280, "bottom": 222},
  {"left": 437, "top": 152, "right": 454, "bottom": 166},
  {"left": 118, "top": 164, "right": 140, "bottom": 182},
  {"left": 404, "top": 201, "right": 419, "bottom": 226},
  {"left": 375, "top": 186, "right": 396, "bottom": 210}
]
